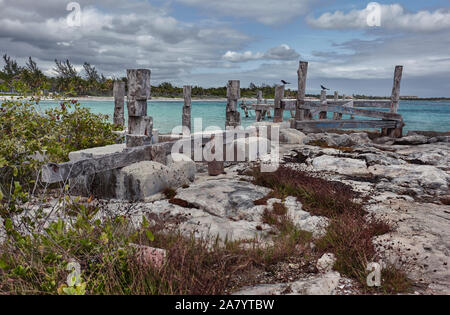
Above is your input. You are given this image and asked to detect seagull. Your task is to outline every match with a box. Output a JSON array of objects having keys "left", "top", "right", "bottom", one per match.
[
  {"left": 281, "top": 80, "right": 291, "bottom": 85},
  {"left": 321, "top": 85, "right": 330, "bottom": 91}
]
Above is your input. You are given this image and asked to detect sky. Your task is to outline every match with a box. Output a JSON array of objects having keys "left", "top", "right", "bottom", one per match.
[{"left": 0, "top": 0, "right": 449, "bottom": 96}]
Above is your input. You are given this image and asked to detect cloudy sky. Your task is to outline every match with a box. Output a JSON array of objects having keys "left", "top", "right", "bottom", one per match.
[{"left": 1, "top": 0, "right": 449, "bottom": 96}]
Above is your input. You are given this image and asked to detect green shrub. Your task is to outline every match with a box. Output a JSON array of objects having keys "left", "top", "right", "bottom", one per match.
[{"left": 0, "top": 97, "right": 117, "bottom": 197}]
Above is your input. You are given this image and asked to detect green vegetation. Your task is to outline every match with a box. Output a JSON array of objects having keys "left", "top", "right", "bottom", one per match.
[{"left": 0, "top": 97, "right": 118, "bottom": 197}]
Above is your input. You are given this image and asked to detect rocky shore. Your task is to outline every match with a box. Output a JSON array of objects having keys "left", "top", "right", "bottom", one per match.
[
  {"left": 94, "top": 129, "right": 449, "bottom": 294},
  {"left": 1, "top": 128, "right": 448, "bottom": 295}
]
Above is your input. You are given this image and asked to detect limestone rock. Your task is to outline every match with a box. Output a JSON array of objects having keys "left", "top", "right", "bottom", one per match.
[
  {"left": 368, "top": 199, "right": 450, "bottom": 294},
  {"left": 280, "top": 129, "right": 307, "bottom": 144},
  {"left": 176, "top": 179, "right": 271, "bottom": 218},
  {"left": 317, "top": 253, "right": 337, "bottom": 273},
  {"left": 229, "top": 137, "right": 272, "bottom": 162},
  {"left": 116, "top": 159, "right": 196, "bottom": 201},
  {"left": 312, "top": 155, "right": 368, "bottom": 175},
  {"left": 368, "top": 164, "right": 448, "bottom": 191},
  {"left": 233, "top": 272, "right": 341, "bottom": 295},
  {"left": 68, "top": 144, "right": 126, "bottom": 162}
]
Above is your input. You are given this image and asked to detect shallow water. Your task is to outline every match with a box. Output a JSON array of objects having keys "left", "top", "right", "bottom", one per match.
[{"left": 34, "top": 100, "right": 450, "bottom": 134}]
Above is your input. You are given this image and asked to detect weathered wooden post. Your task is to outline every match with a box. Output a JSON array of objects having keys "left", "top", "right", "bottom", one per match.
[
  {"left": 273, "top": 85, "right": 285, "bottom": 123},
  {"left": 319, "top": 90, "right": 327, "bottom": 119},
  {"left": 126, "top": 69, "right": 152, "bottom": 147},
  {"left": 390, "top": 66, "right": 403, "bottom": 113},
  {"left": 382, "top": 65, "right": 404, "bottom": 137},
  {"left": 226, "top": 80, "right": 241, "bottom": 129},
  {"left": 182, "top": 85, "right": 192, "bottom": 133},
  {"left": 332, "top": 91, "right": 339, "bottom": 120},
  {"left": 264, "top": 99, "right": 271, "bottom": 119},
  {"left": 113, "top": 81, "right": 125, "bottom": 126},
  {"left": 296, "top": 61, "right": 309, "bottom": 121},
  {"left": 255, "top": 90, "right": 263, "bottom": 122}
]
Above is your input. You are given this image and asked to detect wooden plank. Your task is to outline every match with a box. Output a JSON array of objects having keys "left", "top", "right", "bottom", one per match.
[
  {"left": 42, "top": 141, "right": 174, "bottom": 184},
  {"left": 281, "top": 99, "right": 296, "bottom": 109},
  {"left": 297, "top": 103, "right": 403, "bottom": 121},
  {"left": 273, "top": 85, "right": 285, "bottom": 122},
  {"left": 41, "top": 129, "right": 264, "bottom": 183},
  {"left": 113, "top": 81, "right": 125, "bottom": 126},
  {"left": 296, "top": 61, "right": 308, "bottom": 120},
  {"left": 295, "top": 119, "right": 399, "bottom": 131}
]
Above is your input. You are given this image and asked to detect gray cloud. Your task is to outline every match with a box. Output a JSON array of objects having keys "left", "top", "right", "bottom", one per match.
[
  {"left": 223, "top": 45, "right": 300, "bottom": 62},
  {"left": 0, "top": 0, "right": 250, "bottom": 81},
  {"left": 307, "top": 4, "right": 450, "bottom": 32},
  {"left": 176, "top": 0, "right": 314, "bottom": 25}
]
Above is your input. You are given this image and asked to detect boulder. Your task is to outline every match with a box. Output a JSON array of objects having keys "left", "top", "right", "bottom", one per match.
[
  {"left": 176, "top": 179, "right": 271, "bottom": 218},
  {"left": 317, "top": 253, "right": 337, "bottom": 273},
  {"left": 228, "top": 137, "right": 272, "bottom": 162},
  {"left": 394, "top": 135, "right": 429, "bottom": 145},
  {"left": 280, "top": 129, "right": 307, "bottom": 144},
  {"left": 368, "top": 164, "right": 448, "bottom": 191},
  {"left": 167, "top": 153, "right": 196, "bottom": 184},
  {"left": 116, "top": 158, "right": 196, "bottom": 201},
  {"left": 312, "top": 155, "right": 368, "bottom": 175}
]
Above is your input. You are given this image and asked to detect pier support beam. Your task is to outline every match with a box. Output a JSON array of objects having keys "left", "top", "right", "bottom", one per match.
[
  {"left": 273, "top": 85, "right": 285, "bottom": 123},
  {"left": 319, "top": 90, "right": 327, "bottom": 119},
  {"left": 226, "top": 80, "right": 241, "bottom": 129},
  {"left": 113, "top": 80, "right": 125, "bottom": 127},
  {"left": 255, "top": 90, "right": 263, "bottom": 122},
  {"left": 382, "top": 65, "right": 404, "bottom": 138},
  {"left": 332, "top": 91, "right": 340, "bottom": 120},
  {"left": 182, "top": 85, "right": 192, "bottom": 133},
  {"left": 126, "top": 69, "right": 152, "bottom": 147},
  {"left": 296, "top": 61, "right": 309, "bottom": 123}
]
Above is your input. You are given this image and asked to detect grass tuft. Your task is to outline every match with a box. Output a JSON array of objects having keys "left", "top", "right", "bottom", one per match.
[{"left": 249, "top": 166, "right": 412, "bottom": 294}]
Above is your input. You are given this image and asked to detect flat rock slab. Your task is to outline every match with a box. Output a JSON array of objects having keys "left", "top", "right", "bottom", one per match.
[
  {"left": 69, "top": 144, "right": 126, "bottom": 162},
  {"left": 176, "top": 179, "right": 271, "bottom": 218},
  {"left": 368, "top": 199, "right": 450, "bottom": 294},
  {"left": 312, "top": 155, "right": 368, "bottom": 175},
  {"left": 233, "top": 272, "right": 341, "bottom": 295}
]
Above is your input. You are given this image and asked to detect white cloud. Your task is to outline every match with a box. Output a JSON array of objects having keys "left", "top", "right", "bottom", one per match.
[
  {"left": 0, "top": 0, "right": 251, "bottom": 81},
  {"left": 176, "top": 0, "right": 312, "bottom": 25},
  {"left": 307, "top": 3, "right": 450, "bottom": 32},
  {"left": 223, "top": 45, "right": 300, "bottom": 62}
]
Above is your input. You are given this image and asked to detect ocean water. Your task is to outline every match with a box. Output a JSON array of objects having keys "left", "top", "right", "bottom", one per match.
[{"left": 34, "top": 100, "right": 450, "bottom": 134}]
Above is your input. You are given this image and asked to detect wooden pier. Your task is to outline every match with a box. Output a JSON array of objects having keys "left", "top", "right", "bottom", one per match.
[
  {"left": 238, "top": 62, "right": 404, "bottom": 137},
  {"left": 42, "top": 61, "right": 406, "bottom": 184}
]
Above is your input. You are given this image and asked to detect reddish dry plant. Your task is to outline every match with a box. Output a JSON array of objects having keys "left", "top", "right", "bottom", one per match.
[{"left": 250, "top": 166, "right": 411, "bottom": 294}]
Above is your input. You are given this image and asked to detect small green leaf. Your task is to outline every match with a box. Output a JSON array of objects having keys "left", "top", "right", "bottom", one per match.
[{"left": 145, "top": 230, "right": 155, "bottom": 242}]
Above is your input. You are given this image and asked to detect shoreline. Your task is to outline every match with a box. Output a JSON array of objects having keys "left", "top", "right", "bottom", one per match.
[{"left": 3, "top": 95, "right": 450, "bottom": 103}]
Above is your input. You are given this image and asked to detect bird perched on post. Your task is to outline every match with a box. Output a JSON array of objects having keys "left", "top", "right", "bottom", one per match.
[
  {"left": 321, "top": 85, "right": 330, "bottom": 91},
  {"left": 281, "top": 80, "right": 291, "bottom": 85}
]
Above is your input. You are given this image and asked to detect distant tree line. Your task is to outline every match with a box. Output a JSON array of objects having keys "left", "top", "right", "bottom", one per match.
[
  {"left": 3, "top": 56, "right": 442, "bottom": 100},
  {"left": 0, "top": 55, "right": 301, "bottom": 98}
]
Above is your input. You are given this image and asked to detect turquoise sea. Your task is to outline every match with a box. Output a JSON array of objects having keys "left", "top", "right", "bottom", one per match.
[{"left": 34, "top": 100, "right": 450, "bottom": 134}]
